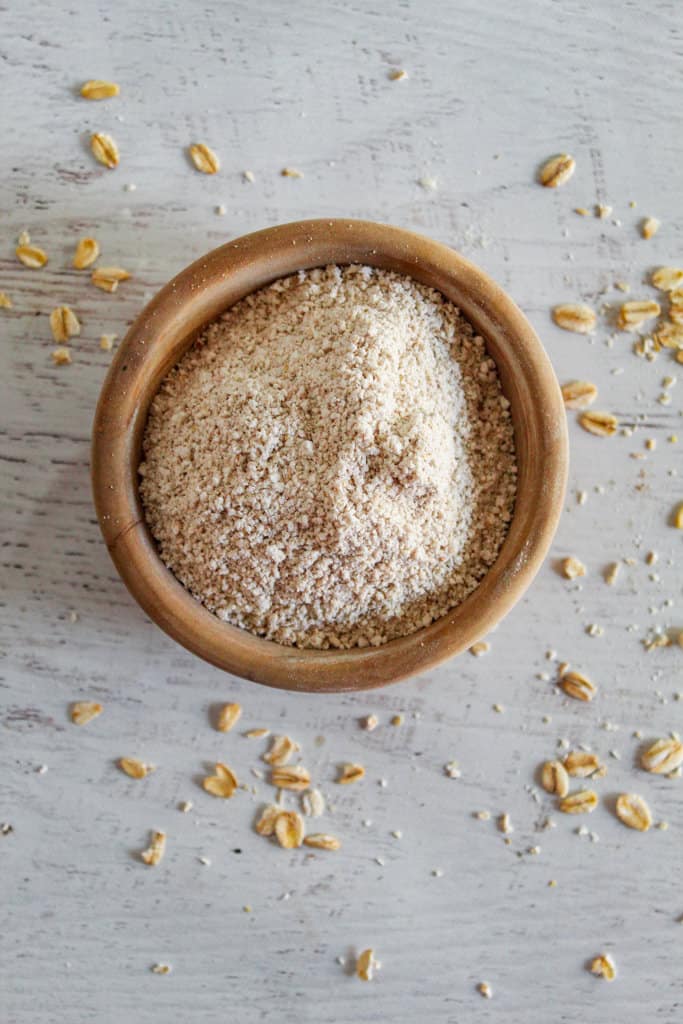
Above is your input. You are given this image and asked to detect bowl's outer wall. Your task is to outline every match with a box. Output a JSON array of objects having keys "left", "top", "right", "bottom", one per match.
[{"left": 92, "top": 219, "right": 568, "bottom": 692}]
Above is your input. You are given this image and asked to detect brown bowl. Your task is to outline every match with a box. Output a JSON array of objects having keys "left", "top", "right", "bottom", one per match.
[{"left": 92, "top": 219, "right": 568, "bottom": 693}]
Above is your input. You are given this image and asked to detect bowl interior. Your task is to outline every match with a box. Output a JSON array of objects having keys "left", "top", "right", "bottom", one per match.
[{"left": 92, "top": 219, "right": 567, "bottom": 692}]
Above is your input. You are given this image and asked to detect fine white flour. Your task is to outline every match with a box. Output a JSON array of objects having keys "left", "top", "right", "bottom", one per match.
[{"left": 139, "top": 265, "right": 517, "bottom": 648}]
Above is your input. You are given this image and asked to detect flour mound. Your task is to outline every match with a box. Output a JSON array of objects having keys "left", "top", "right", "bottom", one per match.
[{"left": 139, "top": 265, "right": 517, "bottom": 648}]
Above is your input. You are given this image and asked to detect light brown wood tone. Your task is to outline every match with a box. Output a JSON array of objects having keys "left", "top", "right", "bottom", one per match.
[{"left": 91, "top": 219, "right": 568, "bottom": 691}]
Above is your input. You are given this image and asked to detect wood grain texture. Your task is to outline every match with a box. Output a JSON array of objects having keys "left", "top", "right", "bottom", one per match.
[{"left": 1, "top": 1, "right": 681, "bottom": 1022}]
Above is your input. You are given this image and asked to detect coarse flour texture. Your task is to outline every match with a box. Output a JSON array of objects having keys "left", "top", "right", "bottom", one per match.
[{"left": 139, "top": 265, "right": 517, "bottom": 649}]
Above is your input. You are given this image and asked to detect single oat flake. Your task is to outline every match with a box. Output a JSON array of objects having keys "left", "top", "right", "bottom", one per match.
[
  {"left": 245, "top": 727, "right": 270, "bottom": 738},
  {"left": 615, "top": 793, "right": 652, "bottom": 831},
  {"left": 91, "top": 266, "right": 130, "bottom": 292},
  {"left": 151, "top": 963, "right": 172, "bottom": 975},
  {"left": 652, "top": 267, "right": 683, "bottom": 292},
  {"left": 281, "top": 167, "right": 303, "bottom": 178},
  {"left": 189, "top": 143, "right": 220, "bottom": 174},
  {"left": 70, "top": 701, "right": 103, "bottom": 725},
  {"left": 579, "top": 411, "right": 618, "bottom": 437},
  {"left": 361, "top": 714, "right": 378, "bottom": 731},
  {"left": 559, "top": 670, "right": 597, "bottom": 702},
  {"left": 270, "top": 765, "right": 311, "bottom": 791},
  {"left": 16, "top": 244, "right": 48, "bottom": 268},
  {"left": 91, "top": 132, "right": 119, "bottom": 169},
  {"left": 0, "top": 292, "right": 12, "bottom": 309},
  {"left": 539, "top": 153, "right": 576, "bottom": 188},
  {"left": 590, "top": 954, "right": 617, "bottom": 981},
  {"left": 478, "top": 981, "right": 493, "bottom": 999},
  {"left": 356, "top": 948, "right": 378, "bottom": 982},
  {"left": 81, "top": 80, "right": 120, "bottom": 100},
  {"left": 303, "top": 833, "right": 341, "bottom": 851},
  {"left": 641, "top": 216, "right": 660, "bottom": 239},
  {"left": 274, "top": 810, "right": 304, "bottom": 849},
  {"left": 560, "top": 556, "right": 586, "bottom": 580},
  {"left": 564, "top": 751, "right": 603, "bottom": 778},
  {"left": 254, "top": 804, "right": 280, "bottom": 836},
  {"left": 337, "top": 763, "right": 365, "bottom": 784},
  {"left": 73, "top": 237, "right": 100, "bottom": 269},
  {"left": 263, "top": 734, "right": 299, "bottom": 766},
  {"left": 640, "top": 738, "right": 683, "bottom": 775},
  {"left": 51, "top": 347, "right": 72, "bottom": 366},
  {"left": 561, "top": 380, "right": 597, "bottom": 409},
  {"left": 202, "top": 762, "right": 238, "bottom": 798},
  {"left": 49, "top": 306, "right": 81, "bottom": 343},
  {"left": 559, "top": 789, "right": 598, "bottom": 814},
  {"left": 216, "top": 702, "right": 242, "bottom": 732},
  {"left": 118, "top": 757, "right": 154, "bottom": 779},
  {"left": 469, "top": 641, "right": 490, "bottom": 656},
  {"left": 301, "top": 788, "right": 325, "bottom": 817},
  {"left": 617, "top": 299, "right": 661, "bottom": 331},
  {"left": 141, "top": 830, "right": 166, "bottom": 865},
  {"left": 541, "top": 760, "right": 570, "bottom": 798},
  {"left": 604, "top": 562, "right": 620, "bottom": 585},
  {"left": 552, "top": 304, "right": 596, "bottom": 333}
]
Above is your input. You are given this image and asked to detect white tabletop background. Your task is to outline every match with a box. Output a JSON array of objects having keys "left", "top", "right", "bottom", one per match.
[{"left": 1, "top": 1, "right": 681, "bottom": 1021}]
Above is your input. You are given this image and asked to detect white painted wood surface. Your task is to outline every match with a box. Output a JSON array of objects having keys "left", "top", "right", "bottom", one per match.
[{"left": 1, "top": 1, "right": 682, "bottom": 1021}]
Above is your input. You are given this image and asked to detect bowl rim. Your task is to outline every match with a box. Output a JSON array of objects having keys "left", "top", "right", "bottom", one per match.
[{"left": 91, "top": 218, "right": 568, "bottom": 692}]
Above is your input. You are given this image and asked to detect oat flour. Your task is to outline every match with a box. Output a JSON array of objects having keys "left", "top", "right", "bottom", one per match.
[{"left": 139, "top": 265, "right": 517, "bottom": 648}]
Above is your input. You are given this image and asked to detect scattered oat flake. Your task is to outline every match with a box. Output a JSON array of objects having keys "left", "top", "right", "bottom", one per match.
[
  {"left": 243, "top": 170, "right": 255, "bottom": 182},
  {"left": 81, "top": 79, "right": 120, "bottom": 100},
  {"left": 590, "top": 954, "right": 616, "bottom": 981},
  {"left": 281, "top": 167, "right": 303, "bottom": 178},
  {"left": 91, "top": 266, "right": 130, "bottom": 293},
  {"left": 539, "top": 153, "right": 575, "bottom": 188},
  {"left": 615, "top": 793, "right": 652, "bottom": 831},
  {"left": 16, "top": 244, "right": 47, "bottom": 268},
  {"left": 614, "top": 281, "right": 630, "bottom": 292},
  {"left": 215, "top": 204, "right": 227, "bottom": 215},
  {"left": 641, "top": 216, "right": 660, "bottom": 239},
  {"left": 492, "top": 703, "right": 504, "bottom": 713},
  {"left": 575, "top": 207, "right": 590, "bottom": 216},
  {"left": 618, "top": 299, "right": 661, "bottom": 331},
  {"left": 475, "top": 810, "right": 490, "bottom": 821},
  {"left": 178, "top": 800, "right": 192, "bottom": 813},
  {"left": 641, "top": 737, "right": 683, "bottom": 774},
  {"left": 49, "top": 305, "right": 81, "bottom": 343},
  {"left": 91, "top": 132, "right": 119, "bottom": 169},
  {"left": 303, "top": 833, "right": 341, "bottom": 851},
  {"left": 73, "top": 237, "right": 100, "bottom": 269},
  {"left": 579, "top": 411, "right": 618, "bottom": 437},
  {"left": 216, "top": 702, "right": 242, "bottom": 732},
  {"left": 118, "top": 757, "right": 154, "bottom": 779},
  {"left": 559, "top": 789, "right": 598, "bottom": 814},
  {"left": 541, "top": 760, "right": 570, "bottom": 797},
  {"left": 356, "top": 948, "right": 378, "bottom": 982},
  {"left": 552, "top": 303, "right": 596, "bottom": 333},
  {"left": 274, "top": 810, "right": 304, "bottom": 849},
  {"left": 498, "top": 813, "right": 513, "bottom": 834},
  {"left": 151, "top": 963, "right": 172, "bottom": 975},
  {"left": 559, "top": 670, "right": 597, "bottom": 702},
  {"left": 564, "top": 751, "right": 603, "bottom": 778},
  {"left": 254, "top": 804, "right": 280, "bottom": 836},
  {"left": 271, "top": 765, "right": 311, "bottom": 791},
  {"left": 0, "top": 292, "right": 13, "bottom": 308},
  {"left": 388, "top": 68, "right": 408, "bottom": 81},
  {"left": 673, "top": 503, "right": 683, "bottom": 529},
  {"left": 652, "top": 267, "right": 683, "bottom": 292},
  {"left": 100, "top": 334, "right": 117, "bottom": 351},
  {"left": 560, "top": 556, "right": 586, "bottom": 580},
  {"left": 445, "top": 761, "right": 461, "bottom": 778},
  {"left": 141, "top": 830, "right": 166, "bottom": 866},
  {"left": 361, "top": 714, "right": 378, "bottom": 731},
  {"left": 478, "top": 981, "right": 493, "bottom": 999},
  {"left": 301, "top": 788, "right": 325, "bottom": 817},
  {"left": 596, "top": 203, "right": 612, "bottom": 219},
  {"left": 202, "top": 763, "right": 238, "bottom": 798},
  {"left": 604, "top": 562, "right": 620, "bottom": 585},
  {"left": 390, "top": 713, "right": 404, "bottom": 726},
  {"left": 561, "top": 380, "right": 597, "bottom": 410},
  {"left": 337, "top": 763, "right": 365, "bottom": 784},
  {"left": 70, "top": 701, "right": 102, "bottom": 725},
  {"left": 189, "top": 143, "right": 220, "bottom": 174},
  {"left": 51, "top": 347, "right": 72, "bottom": 366},
  {"left": 469, "top": 641, "right": 490, "bottom": 656},
  {"left": 263, "top": 734, "right": 299, "bottom": 766},
  {"left": 245, "top": 727, "right": 269, "bottom": 739},
  {"left": 418, "top": 176, "right": 438, "bottom": 191}
]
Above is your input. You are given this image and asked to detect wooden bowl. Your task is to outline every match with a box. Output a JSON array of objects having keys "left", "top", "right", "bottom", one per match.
[{"left": 92, "top": 219, "right": 568, "bottom": 692}]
